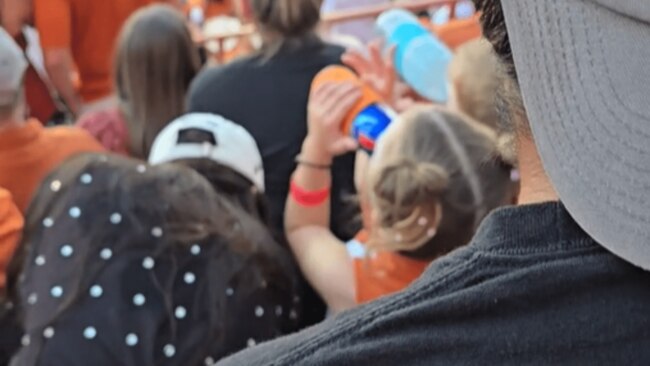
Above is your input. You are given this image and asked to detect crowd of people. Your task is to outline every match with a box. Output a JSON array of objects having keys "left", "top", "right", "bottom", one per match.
[{"left": 1, "top": 0, "right": 649, "bottom": 364}]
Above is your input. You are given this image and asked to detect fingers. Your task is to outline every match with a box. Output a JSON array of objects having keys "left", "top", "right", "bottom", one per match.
[
  {"left": 323, "top": 84, "right": 362, "bottom": 123},
  {"left": 385, "top": 45, "right": 397, "bottom": 72},
  {"left": 342, "top": 51, "right": 371, "bottom": 76},
  {"left": 310, "top": 82, "right": 361, "bottom": 130},
  {"left": 313, "top": 82, "right": 359, "bottom": 111},
  {"left": 382, "top": 45, "right": 398, "bottom": 100},
  {"left": 307, "top": 81, "right": 362, "bottom": 156},
  {"left": 368, "top": 40, "right": 384, "bottom": 76},
  {"left": 330, "top": 137, "right": 359, "bottom": 155}
]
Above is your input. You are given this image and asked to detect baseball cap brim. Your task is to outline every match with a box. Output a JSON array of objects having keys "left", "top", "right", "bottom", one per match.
[{"left": 501, "top": 1, "right": 650, "bottom": 269}]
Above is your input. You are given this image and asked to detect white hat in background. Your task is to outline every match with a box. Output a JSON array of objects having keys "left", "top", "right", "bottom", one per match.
[
  {"left": 149, "top": 113, "right": 265, "bottom": 192},
  {"left": 0, "top": 27, "right": 28, "bottom": 105}
]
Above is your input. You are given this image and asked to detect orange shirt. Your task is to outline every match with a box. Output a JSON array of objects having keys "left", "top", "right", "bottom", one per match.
[
  {"left": 431, "top": 14, "right": 483, "bottom": 51},
  {"left": 0, "top": 189, "right": 23, "bottom": 289},
  {"left": 34, "top": 0, "right": 155, "bottom": 102},
  {"left": 350, "top": 231, "right": 431, "bottom": 304},
  {"left": 0, "top": 119, "right": 104, "bottom": 212}
]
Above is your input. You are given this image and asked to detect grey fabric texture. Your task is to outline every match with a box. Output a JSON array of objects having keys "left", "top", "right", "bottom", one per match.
[
  {"left": 217, "top": 203, "right": 650, "bottom": 365},
  {"left": 500, "top": 0, "right": 650, "bottom": 269}
]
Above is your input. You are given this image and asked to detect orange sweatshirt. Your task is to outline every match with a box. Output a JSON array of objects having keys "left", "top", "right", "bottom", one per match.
[
  {"left": 0, "top": 189, "right": 23, "bottom": 289},
  {"left": 0, "top": 119, "right": 104, "bottom": 212}
]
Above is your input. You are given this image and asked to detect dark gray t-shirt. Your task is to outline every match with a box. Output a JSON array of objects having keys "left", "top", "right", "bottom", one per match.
[{"left": 218, "top": 203, "right": 650, "bottom": 365}]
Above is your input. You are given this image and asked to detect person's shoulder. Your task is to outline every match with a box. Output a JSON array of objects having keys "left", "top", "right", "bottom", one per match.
[
  {"left": 217, "top": 247, "right": 479, "bottom": 366},
  {"left": 189, "top": 55, "right": 264, "bottom": 111},
  {"left": 196, "top": 55, "right": 261, "bottom": 82},
  {"left": 312, "top": 42, "right": 345, "bottom": 65},
  {"left": 320, "top": 42, "right": 346, "bottom": 58},
  {"left": 44, "top": 124, "right": 104, "bottom": 151},
  {"left": 190, "top": 58, "right": 253, "bottom": 95}
]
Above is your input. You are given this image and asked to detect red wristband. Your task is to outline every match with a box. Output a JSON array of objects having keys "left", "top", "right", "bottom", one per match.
[{"left": 290, "top": 180, "right": 331, "bottom": 207}]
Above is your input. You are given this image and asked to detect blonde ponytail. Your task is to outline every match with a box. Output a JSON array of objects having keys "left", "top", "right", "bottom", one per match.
[
  {"left": 366, "top": 107, "right": 515, "bottom": 260},
  {"left": 370, "top": 159, "right": 449, "bottom": 252}
]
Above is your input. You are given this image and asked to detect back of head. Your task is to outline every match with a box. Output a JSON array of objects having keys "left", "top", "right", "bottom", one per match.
[
  {"left": 115, "top": 4, "right": 201, "bottom": 159},
  {"left": 370, "top": 106, "right": 515, "bottom": 258},
  {"left": 178, "top": 156, "right": 270, "bottom": 224},
  {"left": 8, "top": 154, "right": 299, "bottom": 365},
  {"left": 448, "top": 38, "right": 501, "bottom": 131},
  {"left": 147, "top": 114, "right": 269, "bottom": 224},
  {"left": 251, "top": 0, "right": 322, "bottom": 45}
]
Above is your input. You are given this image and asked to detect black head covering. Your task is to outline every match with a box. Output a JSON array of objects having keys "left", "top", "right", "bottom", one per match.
[{"left": 9, "top": 154, "right": 300, "bottom": 366}]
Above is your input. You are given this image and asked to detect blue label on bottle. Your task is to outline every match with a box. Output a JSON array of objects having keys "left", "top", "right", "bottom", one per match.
[{"left": 351, "top": 104, "right": 394, "bottom": 153}]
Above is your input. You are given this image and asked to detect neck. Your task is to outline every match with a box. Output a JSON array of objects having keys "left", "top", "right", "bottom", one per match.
[{"left": 516, "top": 134, "right": 560, "bottom": 205}]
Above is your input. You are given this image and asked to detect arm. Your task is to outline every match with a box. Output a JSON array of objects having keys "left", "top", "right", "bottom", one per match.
[
  {"left": 1, "top": 0, "right": 32, "bottom": 37},
  {"left": 34, "top": 0, "right": 82, "bottom": 116},
  {"left": 43, "top": 48, "right": 81, "bottom": 116},
  {"left": 285, "top": 81, "right": 361, "bottom": 312}
]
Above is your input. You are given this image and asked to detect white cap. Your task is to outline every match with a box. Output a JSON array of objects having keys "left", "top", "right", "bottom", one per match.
[
  {"left": 0, "top": 27, "right": 27, "bottom": 105},
  {"left": 149, "top": 113, "right": 265, "bottom": 192}
]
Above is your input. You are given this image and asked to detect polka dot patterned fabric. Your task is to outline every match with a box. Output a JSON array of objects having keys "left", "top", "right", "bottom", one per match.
[{"left": 10, "top": 154, "right": 301, "bottom": 365}]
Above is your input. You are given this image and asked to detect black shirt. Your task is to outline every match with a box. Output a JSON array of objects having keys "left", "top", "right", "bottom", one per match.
[
  {"left": 188, "top": 38, "right": 360, "bottom": 329},
  {"left": 217, "top": 203, "right": 650, "bottom": 365},
  {"left": 188, "top": 39, "right": 359, "bottom": 242}
]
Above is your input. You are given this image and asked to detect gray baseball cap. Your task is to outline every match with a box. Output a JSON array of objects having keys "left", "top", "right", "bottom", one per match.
[
  {"left": 500, "top": 0, "right": 650, "bottom": 269},
  {"left": 0, "top": 27, "right": 27, "bottom": 105}
]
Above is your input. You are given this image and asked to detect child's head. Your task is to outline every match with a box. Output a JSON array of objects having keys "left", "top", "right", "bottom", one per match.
[
  {"left": 364, "top": 106, "right": 515, "bottom": 258},
  {"left": 115, "top": 4, "right": 201, "bottom": 159},
  {"left": 448, "top": 38, "right": 502, "bottom": 130},
  {"left": 8, "top": 154, "right": 299, "bottom": 365}
]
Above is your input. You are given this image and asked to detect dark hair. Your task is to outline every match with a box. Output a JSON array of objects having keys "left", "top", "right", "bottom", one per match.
[
  {"left": 7, "top": 154, "right": 299, "bottom": 365},
  {"left": 251, "top": 0, "right": 322, "bottom": 54},
  {"left": 177, "top": 159, "right": 270, "bottom": 223},
  {"left": 473, "top": 0, "right": 516, "bottom": 80},
  {"left": 473, "top": 0, "right": 530, "bottom": 136},
  {"left": 370, "top": 107, "right": 516, "bottom": 259},
  {"left": 172, "top": 127, "right": 270, "bottom": 224}
]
